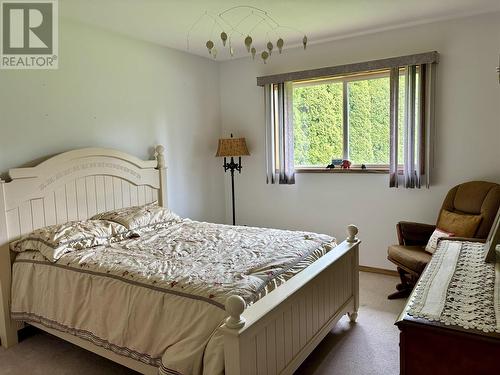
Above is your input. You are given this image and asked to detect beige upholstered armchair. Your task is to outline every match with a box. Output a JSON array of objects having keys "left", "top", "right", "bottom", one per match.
[{"left": 387, "top": 181, "right": 500, "bottom": 299}]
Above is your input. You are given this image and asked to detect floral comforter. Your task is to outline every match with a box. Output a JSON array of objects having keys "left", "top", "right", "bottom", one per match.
[{"left": 11, "top": 219, "right": 335, "bottom": 375}]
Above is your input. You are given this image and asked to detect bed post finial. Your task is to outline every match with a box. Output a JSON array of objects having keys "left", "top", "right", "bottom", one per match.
[
  {"left": 155, "top": 145, "right": 168, "bottom": 208},
  {"left": 346, "top": 224, "right": 358, "bottom": 243},
  {"left": 155, "top": 145, "right": 166, "bottom": 169},
  {"left": 225, "top": 295, "right": 246, "bottom": 329}
]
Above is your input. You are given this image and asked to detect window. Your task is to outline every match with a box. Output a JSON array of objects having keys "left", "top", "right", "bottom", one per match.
[
  {"left": 292, "top": 70, "right": 411, "bottom": 169},
  {"left": 262, "top": 52, "right": 437, "bottom": 188}
]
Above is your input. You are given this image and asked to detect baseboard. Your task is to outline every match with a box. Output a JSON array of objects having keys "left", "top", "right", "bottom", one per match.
[{"left": 359, "top": 265, "right": 398, "bottom": 277}]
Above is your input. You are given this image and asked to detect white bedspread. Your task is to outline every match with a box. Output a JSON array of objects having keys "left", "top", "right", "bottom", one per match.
[{"left": 11, "top": 219, "right": 335, "bottom": 375}]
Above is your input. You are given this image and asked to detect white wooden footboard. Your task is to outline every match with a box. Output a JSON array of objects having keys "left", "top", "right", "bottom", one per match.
[{"left": 221, "top": 225, "right": 360, "bottom": 375}]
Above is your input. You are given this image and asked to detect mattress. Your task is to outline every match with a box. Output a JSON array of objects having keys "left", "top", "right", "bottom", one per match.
[{"left": 11, "top": 219, "right": 335, "bottom": 375}]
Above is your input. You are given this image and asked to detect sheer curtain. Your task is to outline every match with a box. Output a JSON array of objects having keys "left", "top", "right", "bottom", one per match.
[
  {"left": 265, "top": 82, "right": 295, "bottom": 184},
  {"left": 389, "top": 63, "right": 436, "bottom": 188}
]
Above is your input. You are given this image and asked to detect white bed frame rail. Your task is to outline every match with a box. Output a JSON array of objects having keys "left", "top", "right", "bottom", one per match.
[{"left": 0, "top": 146, "right": 360, "bottom": 375}]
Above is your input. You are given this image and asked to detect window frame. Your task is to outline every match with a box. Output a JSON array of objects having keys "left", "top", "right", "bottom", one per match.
[{"left": 292, "top": 69, "right": 401, "bottom": 172}]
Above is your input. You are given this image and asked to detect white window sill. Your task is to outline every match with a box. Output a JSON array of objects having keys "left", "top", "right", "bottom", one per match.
[{"left": 295, "top": 167, "right": 389, "bottom": 174}]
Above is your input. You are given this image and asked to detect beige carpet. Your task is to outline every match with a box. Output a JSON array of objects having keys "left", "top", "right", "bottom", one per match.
[{"left": 0, "top": 272, "right": 406, "bottom": 375}]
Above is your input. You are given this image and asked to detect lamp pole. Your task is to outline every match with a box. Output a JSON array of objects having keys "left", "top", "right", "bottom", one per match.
[{"left": 223, "top": 156, "right": 242, "bottom": 225}]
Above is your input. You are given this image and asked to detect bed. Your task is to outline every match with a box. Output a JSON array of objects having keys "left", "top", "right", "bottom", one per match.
[{"left": 0, "top": 146, "right": 360, "bottom": 375}]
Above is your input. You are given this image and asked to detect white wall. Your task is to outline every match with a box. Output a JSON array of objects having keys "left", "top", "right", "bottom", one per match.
[
  {"left": 219, "top": 12, "right": 500, "bottom": 269},
  {"left": 0, "top": 19, "right": 225, "bottom": 223}
]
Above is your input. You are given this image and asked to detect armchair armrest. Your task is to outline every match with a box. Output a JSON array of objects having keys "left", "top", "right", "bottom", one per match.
[{"left": 396, "top": 221, "right": 436, "bottom": 246}]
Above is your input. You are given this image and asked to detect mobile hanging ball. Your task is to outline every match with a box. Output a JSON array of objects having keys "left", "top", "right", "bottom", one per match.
[
  {"left": 220, "top": 32, "right": 228, "bottom": 47},
  {"left": 261, "top": 51, "right": 269, "bottom": 64},
  {"left": 277, "top": 38, "right": 284, "bottom": 54},
  {"left": 244, "top": 36, "right": 253, "bottom": 52},
  {"left": 267, "top": 41, "right": 273, "bottom": 56},
  {"left": 206, "top": 40, "right": 214, "bottom": 54},
  {"left": 251, "top": 47, "right": 256, "bottom": 60}
]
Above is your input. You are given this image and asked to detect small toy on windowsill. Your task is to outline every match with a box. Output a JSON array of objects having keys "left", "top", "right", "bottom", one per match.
[
  {"left": 341, "top": 160, "right": 351, "bottom": 169},
  {"left": 326, "top": 158, "right": 343, "bottom": 169}
]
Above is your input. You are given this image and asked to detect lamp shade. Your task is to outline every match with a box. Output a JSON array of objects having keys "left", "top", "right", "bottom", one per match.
[{"left": 216, "top": 137, "right": 250, "bottom": 157}]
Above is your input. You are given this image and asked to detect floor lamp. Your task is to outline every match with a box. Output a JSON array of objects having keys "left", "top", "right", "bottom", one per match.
[{"left": 216, "top": 134, "right": 250, "bottom": 225}]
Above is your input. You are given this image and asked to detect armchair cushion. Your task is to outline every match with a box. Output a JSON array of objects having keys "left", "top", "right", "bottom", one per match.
[
  {"left": 388, "top": 245, "right": 432, "bottom": 275},
  {"left": 437, "top": 209, "right": 482, "bottom": 237}
]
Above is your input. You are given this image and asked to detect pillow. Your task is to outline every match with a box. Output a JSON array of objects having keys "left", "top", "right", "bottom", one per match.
[
  {"left": 437, "top": 209, "right": 482, "bottom": 238},
  {"left": 10, "top": 220, "right": 135, "bottom": 262},
  {"left": 425, "top": 228, "right": 454, "bottom": 254},
  {"left": 90, "top": 202, "right": 181, "bottom": 233}
]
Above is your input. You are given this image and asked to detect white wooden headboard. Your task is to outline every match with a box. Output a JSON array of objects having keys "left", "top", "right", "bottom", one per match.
[
  {"left": 0, "top": 145, "right": 167, "bottom": 244},
  {"left": 0, "top": 145, "right": 167, "bottom": 347}
]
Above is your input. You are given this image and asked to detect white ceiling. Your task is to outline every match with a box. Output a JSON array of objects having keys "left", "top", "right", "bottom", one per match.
[{"left": 62, "top": 0, "right": 500, "bottom": 61}]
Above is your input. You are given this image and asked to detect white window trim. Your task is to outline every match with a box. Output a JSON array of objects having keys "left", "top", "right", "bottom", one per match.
[{"left": 293, "top": 69, "right": 406, "bottom": 170}]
